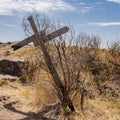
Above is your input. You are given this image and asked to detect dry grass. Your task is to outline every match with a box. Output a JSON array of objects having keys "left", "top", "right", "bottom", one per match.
[
  {"left": 33, "top": 82, "right": 57, "bottom": 109},
  {"left": 0, "top": 80, "right": 9, "bottom": 86},
  {"left": 110, "top": 100, "right": 120, "bottom": 111},
  {"left": 20, "top": 80, "right": 57, "bottom": 111},
  {"left": 9, "top": 45, "right": 35, "bottom": 59}
]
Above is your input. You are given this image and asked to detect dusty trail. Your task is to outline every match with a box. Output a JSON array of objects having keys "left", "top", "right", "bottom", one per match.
[{"left": 0, "top": 83, "right": 28, "bottom": 120}]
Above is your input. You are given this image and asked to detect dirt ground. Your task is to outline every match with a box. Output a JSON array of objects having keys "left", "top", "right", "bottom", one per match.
[
  {"left": 0, "top": 81, "right": 31, "bottom": 120},
  {"left": 0, "top": 80, "right": 60, "bottom": 120}
]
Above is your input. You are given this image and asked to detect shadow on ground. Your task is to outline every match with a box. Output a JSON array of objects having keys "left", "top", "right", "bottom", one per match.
[{"left": 4, "top": 102, "right": 60, "bottom": 120}]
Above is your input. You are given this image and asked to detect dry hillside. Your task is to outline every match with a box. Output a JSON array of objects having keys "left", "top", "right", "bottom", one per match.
[{"left": 0, "top": 42, "right": 120, "bottom": 120}]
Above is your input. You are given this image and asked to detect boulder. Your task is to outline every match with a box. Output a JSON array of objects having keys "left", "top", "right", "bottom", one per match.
[{"left": 0, "top": 59, "right": 25, "bottom": 77}]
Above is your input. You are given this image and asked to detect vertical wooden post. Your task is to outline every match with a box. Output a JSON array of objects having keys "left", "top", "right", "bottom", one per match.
[{"left": 27, "top": 16, "right": 75, "bottom": 112}]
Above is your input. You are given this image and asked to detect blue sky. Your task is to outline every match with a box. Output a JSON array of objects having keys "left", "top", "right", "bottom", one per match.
[{"left": 0, "top": 0, "right": 120, "bottom": 46}]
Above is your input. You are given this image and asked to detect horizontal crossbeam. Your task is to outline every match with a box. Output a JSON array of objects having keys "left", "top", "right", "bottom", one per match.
[{"left": 12, "top": 27, "right": 69, "bottom": 51}]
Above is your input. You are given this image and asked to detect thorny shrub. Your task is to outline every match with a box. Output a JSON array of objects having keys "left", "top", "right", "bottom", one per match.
[{"left": 21, "top": 14, "right": 102, "bottom": 119}]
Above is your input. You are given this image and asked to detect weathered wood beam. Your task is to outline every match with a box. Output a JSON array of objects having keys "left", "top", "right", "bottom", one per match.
[
  {"left": 12, "top": 27, "right": 69, "bottom": 51},
  {"left": 33, "top": 30, "right": 46, "bottom": 46},
  {"left": 12, "top": 36, "right": 34, "bottom": 50},
  {"left": 27, "top": 16, "right": 75, "bottom": 112},
  {"left": 27, "top": 16, "right": 64, "bottom": 90}
]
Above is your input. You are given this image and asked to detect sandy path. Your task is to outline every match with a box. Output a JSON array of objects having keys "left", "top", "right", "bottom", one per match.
[
  {"left": 0, "top": 81, "right": 60, "bottom": 120},
  {"left": 0, "top": 83, "right": 28, "bottom": 120}
]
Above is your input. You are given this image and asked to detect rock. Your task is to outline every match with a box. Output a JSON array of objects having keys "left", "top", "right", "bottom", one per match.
[
  {"left": 0, "top": 95, "right": 10, "bottom": 102},
  {"left": 97, "top": 82, "right": 120, "bottom": 99},
  {"left": 0, "top": 59, "right": 25, "bottom": 77}
]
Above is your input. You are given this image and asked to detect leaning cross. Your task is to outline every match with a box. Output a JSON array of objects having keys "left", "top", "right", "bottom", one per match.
[
  {"left": 12, "top": 16, "right": 75, "bottom": 112},
  {"left": 12, "top": 25, "right": 69, "bottom": 50}
]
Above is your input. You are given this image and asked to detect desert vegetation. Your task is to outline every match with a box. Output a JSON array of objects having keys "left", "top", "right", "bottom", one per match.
[
  {"left": 0, "top": 14, "right": 120, "bottom": 120},
  {"left": 18, "top": 14, "right": 120, "bottom": 119}
]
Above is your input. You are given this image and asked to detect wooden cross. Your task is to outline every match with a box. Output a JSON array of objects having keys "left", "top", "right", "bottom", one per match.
[
  {"left": 28, "top": 16, "right": 75, "bottom": 111},
  {"left": 12, "top": 25, "right": 69, "bottom": 50},
  {"left": 12, "top": 16, "right": 75, "bottom": 112}
]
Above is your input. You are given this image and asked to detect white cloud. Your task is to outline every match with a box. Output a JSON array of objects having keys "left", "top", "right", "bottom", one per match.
[
  {"left": 80, "top": 6, "right": 93, "bottom": 14},
  {"left": 0, "top": 21, "right": 17, "bottom": 27},
  {"left": 3, "top": 23, "right": 17, "bottom": 27},
  {"left": 0, "top": 0, "right": 75, "bottom": 15},
  {"left": 106, "top": 0, "right": 120, "bottom": 4},
  {"left": 87, "top": 22, "right": 120, "bottom": 27}
]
